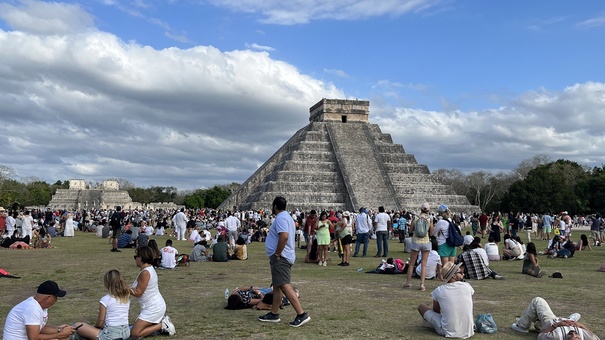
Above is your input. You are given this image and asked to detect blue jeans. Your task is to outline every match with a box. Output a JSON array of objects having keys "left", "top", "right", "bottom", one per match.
[
  {"left": 354, "top": 233, "right": 369, "bottom": 256},
  {"left": 376, "top": 231, "right": 388, "bottom": 256}
]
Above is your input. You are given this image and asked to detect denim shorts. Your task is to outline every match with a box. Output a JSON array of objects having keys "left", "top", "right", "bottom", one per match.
[
  {"left": 98, "top": 325, "right": 130, "bottom": 340},
  {"left": 438, "top": 243, "right": 457, "bottom": 257}
]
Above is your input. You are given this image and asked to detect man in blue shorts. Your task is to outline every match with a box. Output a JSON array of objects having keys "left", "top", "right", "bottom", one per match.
[{"left": 258, "top": 196, "right": 310, "bottom": 327}]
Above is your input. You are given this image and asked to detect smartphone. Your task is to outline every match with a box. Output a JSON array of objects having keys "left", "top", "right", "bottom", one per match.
[{"left": 74, "top": 324, "right": 83, "bottom": 330}]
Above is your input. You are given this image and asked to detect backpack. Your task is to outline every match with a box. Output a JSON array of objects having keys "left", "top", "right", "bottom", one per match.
[
  {"left": 110, "top": 212, "right": 122, "bottom": 228},
  {"left": 445, "top": 219, "right": 464, "bottom": 247},
  {"left": 414, "top": 216, "right": 429, "bottom": 238}
]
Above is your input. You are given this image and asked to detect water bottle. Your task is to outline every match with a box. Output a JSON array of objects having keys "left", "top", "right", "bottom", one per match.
[
  {"left": 224, "top": 288, "right": 229, "bottom": 299},
  {"left": 357, "top": 268, "right": 364, "bottom": 272}
]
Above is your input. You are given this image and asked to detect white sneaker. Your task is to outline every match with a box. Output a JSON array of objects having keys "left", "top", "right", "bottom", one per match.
[
  {"left": 318, "top": 261, "right": 323, "bottom": 266},
  {"left": 568, "top": 313, "right": 581, "bottom": 322},
  {"left": 323, "top": 261, "right": 327, "bottom": 267},
  {"left": 162, "top": 314, "right": 176, "bottom": 336},
  {"left": 512, "top": 321, "right": 529, "bottom": 333}
]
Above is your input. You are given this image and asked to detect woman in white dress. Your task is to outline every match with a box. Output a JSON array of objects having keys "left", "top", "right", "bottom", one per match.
[
  {"left": 63, "top": 213, "right": 75, "bottom": 237},
  {"left": 130, "top": 246, "right": 175, "bottom": 337}
]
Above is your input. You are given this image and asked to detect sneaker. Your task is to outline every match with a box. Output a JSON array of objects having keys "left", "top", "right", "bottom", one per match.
[
  {"left": 161, "top": 314, "right": 176, "bottom": 336},
  {"left": 568, "top": 313, "right": 581, "bottom": 322},
  {"left": 512, "top": 322, "right": 529, "bottom": 333},
  {"left": 563, "top": 255, "right": 568, "bottom": 259},
  {"left": 318, "top": 261, "right": 323, "bottom": 266},
  {"left": 322, "top": 261, "right": 327, "bottom": 267},
  {"left": 110, "top": 248, "right": 116, "bottom": 252},
  {"left": 343, "top": 262, "right": 350, "bottom": 266},
  {"left": 259, "top": 312, "right": 281, "bottom": 323},
  {"left": 493, "top": 274, "right": 504, "bottom": 279},
  {"left": 289, "top": 312, "right": 311, "bottom": 327}
]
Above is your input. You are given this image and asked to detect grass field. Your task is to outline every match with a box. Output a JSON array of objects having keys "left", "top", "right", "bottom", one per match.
[{"left": 1, "top": 229, "right": 604, "bottom": 339}]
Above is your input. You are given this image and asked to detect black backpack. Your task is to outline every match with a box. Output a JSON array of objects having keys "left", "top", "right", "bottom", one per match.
[{"left": 445, "top": 219, "right": 464, "bottom": 247}]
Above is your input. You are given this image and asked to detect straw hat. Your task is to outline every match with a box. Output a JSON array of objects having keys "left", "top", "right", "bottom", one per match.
[{"left": 441, "top": 262, "right": 462, "bottom": 282}]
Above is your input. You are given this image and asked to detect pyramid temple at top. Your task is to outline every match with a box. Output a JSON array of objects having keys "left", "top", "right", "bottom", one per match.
[{"left": 218, "top": 99, "right": 478, "bottom": 213}]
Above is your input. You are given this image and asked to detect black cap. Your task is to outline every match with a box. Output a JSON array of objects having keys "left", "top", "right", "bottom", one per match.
[{"left": 37, "top": 280, "right": 66, "bottom": 297}]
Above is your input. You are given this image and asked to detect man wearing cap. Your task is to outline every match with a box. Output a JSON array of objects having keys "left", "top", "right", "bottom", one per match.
[
  {"left": 3, "top": 280, "right": 76, "bottom": 339},
  {"left": 418, "top": 262, "right": 475, "bottom": 338}
]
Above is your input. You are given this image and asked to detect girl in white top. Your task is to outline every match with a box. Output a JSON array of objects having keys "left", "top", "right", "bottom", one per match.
[
  {"left": 130, "top": 246, "right": 173, "bottom": 337},
  {"left": 73, "top": 270, "right": 131, "bottom": 340}
]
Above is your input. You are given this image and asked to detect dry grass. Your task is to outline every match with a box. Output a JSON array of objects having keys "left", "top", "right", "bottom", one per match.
[{"left": 1, "top": 229, "right": 604, "bottom": 339}]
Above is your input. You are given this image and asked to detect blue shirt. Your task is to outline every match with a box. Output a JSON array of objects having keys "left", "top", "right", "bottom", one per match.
[
  {"left": 265, "top": 211, "right": 296, "bottom": 264},
  {"left": 542, "top": 214, "right": 552, "bottom": 227},
  {"left": 117, "top": 234, "right": 132, "bottom": 248}
]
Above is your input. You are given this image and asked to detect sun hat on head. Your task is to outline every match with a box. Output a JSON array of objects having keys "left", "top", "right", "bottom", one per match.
[
  {"left": 440, "top": 262, "right": 462, "bottom": 282},
  {"left": 0, "top": 207, "right": 5, "bottom": 211},
  {"left": 420, "top": 202, "right": 430, "bottom": 211},
  {"left": 437, "top": 204, "right": 449, "bottom": 213}
]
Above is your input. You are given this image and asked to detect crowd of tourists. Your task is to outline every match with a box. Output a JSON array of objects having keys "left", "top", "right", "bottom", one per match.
[{"left": 2, "top": 200, "right": 604, "bottom": 339}]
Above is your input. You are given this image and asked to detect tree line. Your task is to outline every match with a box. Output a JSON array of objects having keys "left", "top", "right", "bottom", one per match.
[
  {"left": 435, "top": 155, "right": 605, "bottom": 215},
  {"left": 0, "top": 165, "right": 232, "bottom": 210},
  {"left": 3, "top": 155, "right": 605, "bottom": 214}
]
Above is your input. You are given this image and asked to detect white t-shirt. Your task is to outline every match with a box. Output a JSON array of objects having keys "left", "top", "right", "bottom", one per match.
[
  {"left": 161, "top": 246, "right": 178, "bottom": 268},
  {"left": 99, "top": 294, "right": 130, "bottom": 327},
  {"left": 485, "top": 242, "right": 499, "bottom": 258},
  {"left": 225, "top": 216, "right": 240, "bottom": 231},
  {"left": 434, "top": 219, "right": 450, "bottom": 245},
  {"left": 415, "top": 250, "right": 442, "bottom": 279},
  {"left": 431, "top": 281, "right": 475, "bottom": 338},
  {"left": 374, "top": 213, "right": 390, "bottom": 232},
  {"left": 472, "top": 248, "right": 489, "bottom": 266},
  {"left": 189, "top": 230, "right": 202, "bottom": 243},
  {"left": 463, "top": 235, "right": 474, "bottom": 245},
  {"left": 3, "top": 296, "right": 47, "bottom": 340}
]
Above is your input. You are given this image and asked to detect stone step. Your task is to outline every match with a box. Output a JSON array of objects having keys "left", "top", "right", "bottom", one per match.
[{"left": 280, "top": 161, "right": 339, "bottom": 172}]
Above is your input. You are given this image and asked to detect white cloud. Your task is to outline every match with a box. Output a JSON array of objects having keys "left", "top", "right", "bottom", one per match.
[
  {"left": 207, "top": 0, "right": 442, "bottom": 25},
  {"left": 0, "top": 3, "right": 344, "bottom": 189},
  {"left": 576, "top": 14, "right": 605, "bottom": 28},
  {"left": 245, "top": 42, "right": 275, "bottom": 51},
  {"left": 0, "top": 0, "right": 94, "bottom": 34},
  {"left": 324, "top": 68, "right": 351, "bottom": 78}
]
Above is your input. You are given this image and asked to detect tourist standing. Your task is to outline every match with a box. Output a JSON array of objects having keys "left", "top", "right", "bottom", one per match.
[
  {"left": 373, "top": 206, "right": 391, "bottom": 257},
  {"left": 172, "top": 208, "right": 188, "bottom": 241},
  {"left": 353, "top": 208, "right": 372, "bottom": 257},
  {"left": 225, "top": 212, "right": 241, "bottom": 248},
  {"left": 258, "top": 196, "right": 310, "bottom": 327},
  {"left": 110, "top": 206, "right": 124, "bottom": 252}
]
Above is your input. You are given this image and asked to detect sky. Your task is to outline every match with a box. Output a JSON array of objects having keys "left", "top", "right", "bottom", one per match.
[{"left": 0, "top": 0, "right": 604, "bottom": 191}]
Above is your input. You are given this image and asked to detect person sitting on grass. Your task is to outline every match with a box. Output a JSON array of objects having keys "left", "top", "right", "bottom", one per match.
[
  {"left": 522, "top": 242, "right": 545, "bottom": 278},
  {"left": 211, "top": 235, "right": 229, "bottom": 262},
  {"left": 117, "top": 230, "right": 135, "bottom": 249},
  {"left": 456, "top": 243, "right": 504, "bottom": 280},
  {"left": 512, "top": 297, "right": 601, "bottom": 339},
  {"left": 228, "top": 237, "right": 248, "bottom": 260},
  {"left": 484, "top": 236, "right": 500, "bottom": 261},
  {"left": 418, "top": 262, "right": 475, "bottom": 338},
  {"left": 190, "top": 240, "right": 209, "bottom": 262},
  {"left": 574, "top": 234, "right": 592, "bottom": 251},
  {"left": 72, "top": 270, "right": 130, "bottom": 340}
]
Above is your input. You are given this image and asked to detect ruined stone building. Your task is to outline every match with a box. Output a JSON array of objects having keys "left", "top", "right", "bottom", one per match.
[
  {"left": 48, "top": 179, "right": 138, "bottom": 210},
  {"left": 219, "top": 99, "right": 478, "bottom": 213}
]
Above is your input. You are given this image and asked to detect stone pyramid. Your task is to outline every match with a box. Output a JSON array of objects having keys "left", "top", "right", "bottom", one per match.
[{"left": 219, "top": 99, "right": 477, "bottom": 212}]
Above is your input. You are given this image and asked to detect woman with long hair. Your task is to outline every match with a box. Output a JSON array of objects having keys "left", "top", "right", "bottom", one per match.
[
  {"left": 130, "top": 246, "right": 175, "bottom": 337},
  {"left": 73, "top": 270, "right": 131, "bottom": 339},
  {"left": 522, "top": 242, "right": 544, "bottom": 277}
]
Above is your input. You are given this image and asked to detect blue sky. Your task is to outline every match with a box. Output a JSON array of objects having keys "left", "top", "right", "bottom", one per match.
[{"left": 0, "top": 0, "right": 604, "bottom": 190}]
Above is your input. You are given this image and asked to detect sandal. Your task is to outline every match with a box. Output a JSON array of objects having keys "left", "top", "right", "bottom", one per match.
[
  {"left": 403, "top": 282, "right": 411, "bottom": 289},
  {"left": 419, "top": 284, "right": 426, "bottom": 292}
]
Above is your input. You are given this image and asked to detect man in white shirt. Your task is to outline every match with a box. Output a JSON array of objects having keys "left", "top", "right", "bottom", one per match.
[
  {"left": 21, "top": 210, "right": 35, "bottom": 242},
  {"left": 161, "top": 239, "right": 179, "bottom": 269},
  {"left": 171, "top": 208, "right": 188, "bottom": 241},
  {"left": 373, "top": 206, "right": 391, "bottom": 257},
  {"left": 418, "top": 262, "right": 475, "bottom": 339},
  {"left": 225, "top": 212, "right": 241, "bottom": 248},
  {"left": 353, "top": 208, "right": 372, "bottom": 257},
  {"left": 3, "top": 280, "right": 76, "bottom": 340}
]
